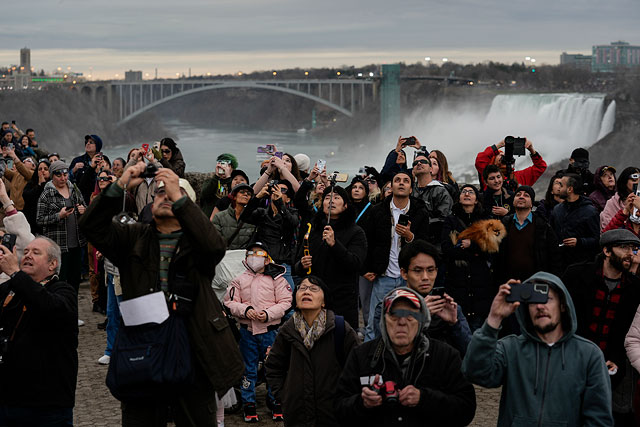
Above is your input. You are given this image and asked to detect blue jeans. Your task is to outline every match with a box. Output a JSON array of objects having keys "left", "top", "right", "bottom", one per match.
[
  {"left": 105, "top": 273, "right": 123, "bottom": 357},
  {"left": 239, "top": 328, "right": 277, "bottom": 404},
  {"left": 0, "top": 406, "right": 72, "bottom": 426},
  {"left": 364, "top": 276, "right": 405, "bottom": 341}
]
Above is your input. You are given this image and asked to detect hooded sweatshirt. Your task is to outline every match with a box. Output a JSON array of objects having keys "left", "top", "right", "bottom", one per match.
[
  {"left": 335, "top": 287, "right": 476, "bottom": 426},
  {"left": 462, "top": 272, "right": 613, "bottom": 427}
]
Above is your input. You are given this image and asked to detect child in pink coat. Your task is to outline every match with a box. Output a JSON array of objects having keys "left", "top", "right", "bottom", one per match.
[{"left": 224, "top": 242, "right": 292, "bottom": 423}]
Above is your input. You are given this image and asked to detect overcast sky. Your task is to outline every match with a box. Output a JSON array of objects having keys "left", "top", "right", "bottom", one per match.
[{"left": 1, "top": 0, "right": 637, "bottom": 79}]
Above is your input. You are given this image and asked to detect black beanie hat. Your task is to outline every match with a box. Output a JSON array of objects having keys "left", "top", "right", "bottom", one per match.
[
  {"left": 515, "top": 185, "right": 535, "bottom": 203},
  {"left": 459, "top": 183, "right": 480, "bottom": 200},
  {"left": 570, "top": 148, "right": 589, "bottom": 161}
]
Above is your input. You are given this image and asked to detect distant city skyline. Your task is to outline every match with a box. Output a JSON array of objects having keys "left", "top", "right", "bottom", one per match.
[{"left": 1, "top": 0, "right": 636, "bottom": 80}]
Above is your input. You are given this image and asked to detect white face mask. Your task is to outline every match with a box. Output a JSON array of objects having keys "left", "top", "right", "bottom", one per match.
[
  {"left": 246, "top": 256, "right": 266, "bottom": 272},
  {"left": 630, "top": 214, "right": 640, "bottom": 224}
]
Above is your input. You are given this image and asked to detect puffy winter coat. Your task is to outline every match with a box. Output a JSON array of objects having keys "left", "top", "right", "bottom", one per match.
[
  {"left": 224, "top": 262, "right": 292, "bottom": 335},
  {"left": 266, "top": 310, "right": 359, "bottom": 427},
  {"left": 550, "top": 196, "right": 600, "bottom": 266},
  {"left": 212, "top": 205, "right": 256, "bottom": 250},
  {"left": 240, "top": 197, "right": 299, "bottom": 265},
  {"left": 601, "top": 193, "right": 625, "bottom": 231}
]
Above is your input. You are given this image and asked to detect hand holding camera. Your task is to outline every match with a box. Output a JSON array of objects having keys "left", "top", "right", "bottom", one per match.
[
  {"left": 361, "top": 374, "right": 383, "bottom": 408},
  {"left": 487, "top": 280, "right": 522, "bottom": 329},
  {"left": 154, "top": 168, "right": 182, "bottom": 202},
  {"left": 0, "top": 238, "right": 19, "bottom": 277}
]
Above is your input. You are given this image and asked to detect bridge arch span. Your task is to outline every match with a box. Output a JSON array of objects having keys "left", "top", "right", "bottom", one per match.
[{"left": 117, "top": 82, "right": 354, "bottom": 125}]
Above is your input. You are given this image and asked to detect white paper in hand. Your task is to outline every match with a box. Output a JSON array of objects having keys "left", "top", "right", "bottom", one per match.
[{"left": 119, "top": 291, "right": 170, "bottom": 326}]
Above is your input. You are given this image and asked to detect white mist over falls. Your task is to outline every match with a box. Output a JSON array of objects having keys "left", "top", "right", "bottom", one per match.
[{"left": 403, "top": 93, "right": 616, "bottom": 177}]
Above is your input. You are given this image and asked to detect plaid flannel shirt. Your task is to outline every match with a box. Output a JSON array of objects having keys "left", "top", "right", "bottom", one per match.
[{"left": 36, "top": 180, "right": 87, "bottom": 252}]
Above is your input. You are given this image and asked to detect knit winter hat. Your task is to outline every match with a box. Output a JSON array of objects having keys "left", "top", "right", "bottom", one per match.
[
  {"left": 217, "top": 153, "right": 238, "bottom": 170},
  {"left": 515, "top": 185, "right": 535, "bottom": 203}
]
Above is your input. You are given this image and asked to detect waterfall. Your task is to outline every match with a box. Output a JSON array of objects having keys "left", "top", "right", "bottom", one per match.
[{"left": 402, "top": 93, "right": 615, "bottom": 176}]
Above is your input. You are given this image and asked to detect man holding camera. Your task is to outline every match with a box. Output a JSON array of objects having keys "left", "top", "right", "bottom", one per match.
[
  {"left": 69, "top": 134, "right": 103, "bottom": 187},
  {"left": 362, "top": 171, "right": 430, "bottom": 341},
  {"left": 200, "top": 153, "right": 238, "bottom": 218},
  {"left": 79, "top": 163, "right": 243, "bottom": 426},
  {"left": 336, "top": 287, "right": 476, "bottom": 427},
  {"left": 0, "top": 237, "right": 78, "bottom": 426},
  {"left": 562, "top": 229, "right": 640, "bottom": 424},
  {"left": 462, "top": 272, "right": 613, "bottom": 426},
  {"left": 475, "top": 138, "right": 546, "bottom": 190}
]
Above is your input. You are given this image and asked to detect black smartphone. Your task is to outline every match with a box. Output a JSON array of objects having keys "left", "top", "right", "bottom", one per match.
[
  {"left": 398, "top": 214, "right": 410, "bottom": 226},
  {"left": 505, "top": 281, "right": 549, "bottom": 304},
  {"left": 1, "top": 234, "right": 16, "bottom": 253},
  {"left": 634, "top": 183, "right": 638, "bottom": 195},
  {"left": 64, "top": 198, "right": 74, "bottom": 212},
  {"left": 401, "top": 136, "right": 416, "bottom": 147},
  {"left": 430, "top": 287, "right": 446, "bottom": 297},
  {"left": 10, "top": 121, "right": 15, "bottom": 125}
]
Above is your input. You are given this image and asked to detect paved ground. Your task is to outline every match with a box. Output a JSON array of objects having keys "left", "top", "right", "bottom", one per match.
[{"left": 73, "top": 282, "right": 501, "bottom": 426}]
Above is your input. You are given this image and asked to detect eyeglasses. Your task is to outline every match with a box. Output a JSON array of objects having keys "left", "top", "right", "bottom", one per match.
[
  {"left": 218, "top": 160, "right": 232, "bottom": 166},
  {"left": 387, "top": 309, "right": 420, "bottom": 322},
  {"left": 412, "top": 159, "right": 430, "bottom": 167},
  {"left": 298, "top": 284, "right": 322, "bottom": 292},
  {"left": 52, "top": 169, "right": 68, "bottom": 176},
  {"left": 236, "top": 189, "right": 252, "bottom": 196},
  {"left": 408, "top": 267, "right": 437, "bottom": 275},
  {"left": 460, "top": 189, "right": 475, "bottom": 195},
  {"left": 161, "top": 149, "right": 171, "bottom": 154},
  {"left": 631, "top": 173, "right": 640, "bottom": 180}
]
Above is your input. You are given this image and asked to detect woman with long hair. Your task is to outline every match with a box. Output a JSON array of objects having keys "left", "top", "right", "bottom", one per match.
[
  {"left": 159, "top": 137, "right": 186, "bottom": 178},
  {"left": 600, "top": 166, "right": 640, "bottom": 231}
]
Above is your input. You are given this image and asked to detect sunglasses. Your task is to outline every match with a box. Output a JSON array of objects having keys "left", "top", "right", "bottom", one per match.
[
  {"left": 161, "top": 149, "right": 171, "bottom": 154},
  {"left": 98, "top": 176, "right": 114, "bottom": 182},
  {"left": 246, "top": 250, "right": 268, "bottom": 257},
  {"left": 218, "top": 160, "right": 232, "bottom": 166},
  {"left": 412, "top": 159, "right": 430, "bottom": 167},
  {"left": 53, "top": 169, "right": 68, "bottom": 176}
]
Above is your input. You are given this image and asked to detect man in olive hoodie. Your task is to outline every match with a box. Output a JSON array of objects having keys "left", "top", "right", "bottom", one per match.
[{"left": 462, "top": 272, "right": 612, "bottom": 426}]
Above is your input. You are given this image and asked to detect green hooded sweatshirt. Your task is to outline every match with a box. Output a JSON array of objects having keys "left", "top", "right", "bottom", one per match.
[{"left": 462, "top": 271, "right": 613, "bottom": 426}]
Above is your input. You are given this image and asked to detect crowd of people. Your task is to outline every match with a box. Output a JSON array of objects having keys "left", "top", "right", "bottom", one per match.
[{"left": 0, "top": 122, "right": 640, "bottom": 426}]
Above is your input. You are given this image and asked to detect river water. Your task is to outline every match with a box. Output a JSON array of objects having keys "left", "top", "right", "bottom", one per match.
[{"left": 101, "top": 93, "right": 616, "bottom": 184}]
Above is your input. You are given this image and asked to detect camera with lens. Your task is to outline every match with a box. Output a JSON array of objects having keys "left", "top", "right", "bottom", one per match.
[
  {"left": 502, "top": 136, "right": 526, "bottom": 166},
  {"left": 370, "top": 380, "right": 399, "bottom": 404},
  {"left": 140, "top": 163, "right": 158, "bottom": 178}
]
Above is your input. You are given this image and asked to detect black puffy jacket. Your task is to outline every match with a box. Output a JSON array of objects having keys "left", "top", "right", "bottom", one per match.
[{"left": 241, "top": 196, "right": 299, "bottom": 265}]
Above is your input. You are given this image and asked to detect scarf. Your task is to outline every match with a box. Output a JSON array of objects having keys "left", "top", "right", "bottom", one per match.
[{"left": 293, "top": 309, "right": 327, "bottom": 350}]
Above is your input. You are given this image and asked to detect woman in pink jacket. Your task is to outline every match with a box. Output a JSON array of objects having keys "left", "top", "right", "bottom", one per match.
[
  {"left": 224, "top": 242, "right": 292, "bottom": 423},
  {"left": 601, "top": 167, "right": 639, "bottom": 231}
]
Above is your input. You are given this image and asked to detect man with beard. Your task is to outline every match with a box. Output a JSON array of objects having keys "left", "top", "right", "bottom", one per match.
[
  {"left": 463, "top": 273, "right": 612, "bottom": 426},
  {"left": 496, "top": 186, "right": 562, "bottom": 282},
  {"left": 550, "top": 173, "right": 600, "bottom": 266},
  {"left": 563, "top": 229, "right": 640, "bottom": 425}
]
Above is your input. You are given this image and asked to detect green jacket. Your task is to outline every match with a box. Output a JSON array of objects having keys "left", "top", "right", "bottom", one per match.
[
  {"left": 79, "top": 184, "right": 244, "bottom": 395},
  {"left": 212, "top": 205, "right": 256, "bottom": 250},
  {"left": 462, "top": 272, "right": 613, "bottom": 427}
]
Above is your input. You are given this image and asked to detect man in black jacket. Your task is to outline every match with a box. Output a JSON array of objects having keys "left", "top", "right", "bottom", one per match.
[
  {"left": 363, "top": 172, "right": 429, "bottom": 341},
  {"left": 563, "top": 229, "right": 640, "bottom": 424},
  {"left": 335, "top": 287, "right": 476, "bottom": 426},
  {"left": 496, "top": 185, "right": 562, "bottom": 281},
  {"left": 0, "top": 237, "right": 78, "bottom": 426},
  {"left": 550, "top": 173, "right": 600, "bottom": 266}
]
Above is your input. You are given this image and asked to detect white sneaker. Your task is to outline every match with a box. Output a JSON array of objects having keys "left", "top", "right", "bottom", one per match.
[
  {"left": 78, "top": 319, "right": 85, "bottom": 327},
  {"left": 98, "top": 355, "right": 111, "bottom": 365}
]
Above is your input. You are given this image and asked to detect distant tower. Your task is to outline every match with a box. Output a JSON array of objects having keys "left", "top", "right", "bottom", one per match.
[{"left": 19, "top": 47, "right": 30, "bottom": 75}]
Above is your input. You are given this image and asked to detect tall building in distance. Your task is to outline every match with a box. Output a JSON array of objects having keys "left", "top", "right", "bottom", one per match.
[
  {"left": 560, "top": 52, "right": 592, "bottom": 71},
  {"left": 592, "top": 41, "right": 640, "bottom": 72},
  {"left": 125, "top": 70, "right": 142, "bottom": 82},
  {"left": 19, "top": 47, "right": 30, "bottom": 75}
]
